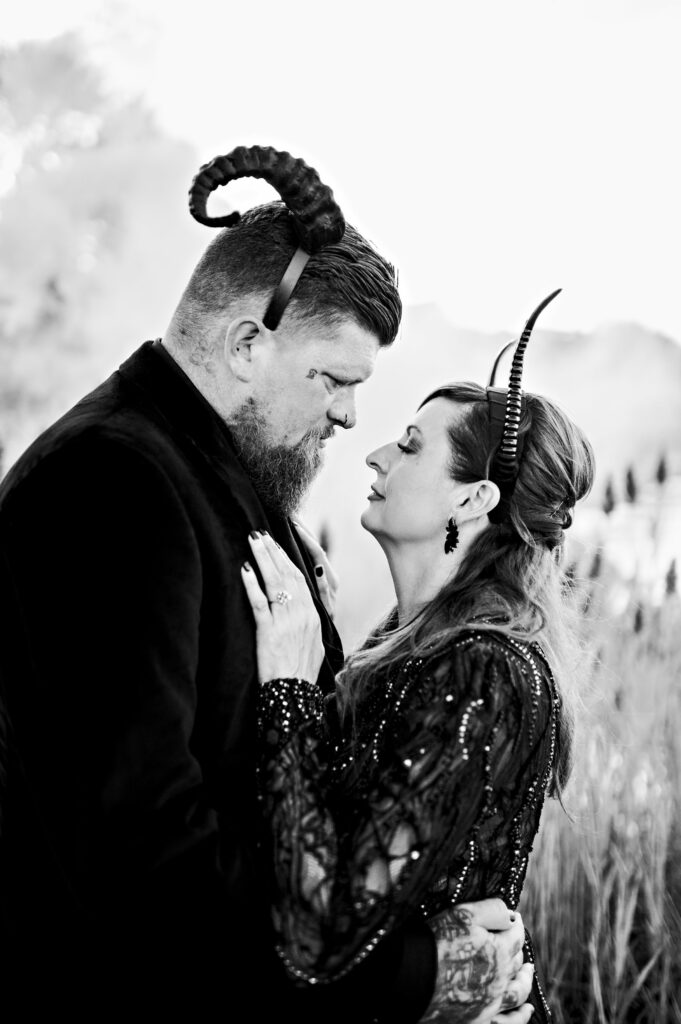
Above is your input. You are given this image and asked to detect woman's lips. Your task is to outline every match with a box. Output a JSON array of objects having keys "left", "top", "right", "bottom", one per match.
[{"left": 367, "top": 486, "right": 385, "bottom": 501}]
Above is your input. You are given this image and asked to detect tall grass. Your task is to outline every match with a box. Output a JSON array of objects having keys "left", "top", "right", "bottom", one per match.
[{"left": 521, "top": 567, "right": 681, "bottom": 1023}]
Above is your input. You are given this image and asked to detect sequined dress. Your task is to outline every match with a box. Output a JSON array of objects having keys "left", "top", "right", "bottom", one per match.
[{"left": 257, "top": 629, "right": 559, "bottom": 1021}]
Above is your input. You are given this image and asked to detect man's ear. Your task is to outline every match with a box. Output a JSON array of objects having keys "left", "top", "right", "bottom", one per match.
[
  {"left": 454, "top": 480, "right": 501, "bottom": 522},
  {"left": 224, "top": 317, "right": 268, "bottom": 382}
]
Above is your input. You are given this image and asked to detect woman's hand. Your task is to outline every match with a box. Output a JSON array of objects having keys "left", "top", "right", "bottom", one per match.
[
  {"left": 241, "top": 531, "right": 325, "bottom": 685},
  {"left": 292, "top": 519, "right": 339, "bottom": 619}
]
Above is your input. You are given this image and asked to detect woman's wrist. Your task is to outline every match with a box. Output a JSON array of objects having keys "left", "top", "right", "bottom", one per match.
[{"left": 257, "top": 677, "right": 325, "bottom": 742}]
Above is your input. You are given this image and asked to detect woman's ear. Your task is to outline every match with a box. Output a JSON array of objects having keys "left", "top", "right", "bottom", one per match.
[
  {"left": 224, "top": 317, "right": 267, "bottom": 382},
  {"left": 454, "top": 479, "right": 501, "bottom": 522}
]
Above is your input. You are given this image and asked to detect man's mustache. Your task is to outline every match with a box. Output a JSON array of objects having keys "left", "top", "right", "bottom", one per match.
[{"left": 300, "top": 425, "right": 336, "bottom": 445}]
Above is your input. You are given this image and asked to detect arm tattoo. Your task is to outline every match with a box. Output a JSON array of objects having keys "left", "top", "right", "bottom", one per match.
[
  {"left": 305, "top": 368, "right": 318, "bottom": 379},
  {"left": 432, "top": 908, "right": 474, "bottom": 941},
  {"left": 422, "top": 908, "right": 501, "bottom": 1023}
]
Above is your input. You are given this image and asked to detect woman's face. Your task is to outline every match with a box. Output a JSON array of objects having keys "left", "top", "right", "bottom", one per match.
[{"left": 361, "top": 398, "right": 466, "bottom": 547}]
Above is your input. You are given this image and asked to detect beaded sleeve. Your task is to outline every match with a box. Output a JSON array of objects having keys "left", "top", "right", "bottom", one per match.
[{"left": 257, "top": 634, "right": 559, "bottom": 987}]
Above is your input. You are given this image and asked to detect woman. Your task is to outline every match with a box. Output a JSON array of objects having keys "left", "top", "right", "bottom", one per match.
[{"left": 241, "top": 292, "right": 595, "bottom": 1022}]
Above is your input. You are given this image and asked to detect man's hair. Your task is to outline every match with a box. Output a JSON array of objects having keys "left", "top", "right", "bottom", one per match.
[{"left": 180, "top": 201, "right": 402, "bottom": 346}]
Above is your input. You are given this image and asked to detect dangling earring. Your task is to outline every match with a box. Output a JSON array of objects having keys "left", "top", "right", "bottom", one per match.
[{"left": 444, "top": 517, "right": 459, "bottom": 554}]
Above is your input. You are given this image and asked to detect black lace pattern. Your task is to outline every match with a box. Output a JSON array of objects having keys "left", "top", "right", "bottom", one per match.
[{"left": 257, "top": 631, "right": 559, "bottom": 1019}]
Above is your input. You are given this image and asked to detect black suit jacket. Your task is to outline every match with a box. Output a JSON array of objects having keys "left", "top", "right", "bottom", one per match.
[{"left": 0, "top": 341, "right": 435, "bottom": 1021}]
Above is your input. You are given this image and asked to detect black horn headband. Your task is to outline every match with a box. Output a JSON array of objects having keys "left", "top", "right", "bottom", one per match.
[
  {"left": 486, "top": 288, "right": 562, "bottom": 523},
  {"left": 188, "top": 145, "right": 346, "bottom": 330}
]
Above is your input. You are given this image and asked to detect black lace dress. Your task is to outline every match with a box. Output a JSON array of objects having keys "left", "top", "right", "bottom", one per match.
[{"left": 257, "top": 629, "right": 558, "bottom": 1021}]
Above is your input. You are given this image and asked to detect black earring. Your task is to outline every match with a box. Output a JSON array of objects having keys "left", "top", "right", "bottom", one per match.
[{"left": 444, "top": 517, "right": 459, "bottom": 554}]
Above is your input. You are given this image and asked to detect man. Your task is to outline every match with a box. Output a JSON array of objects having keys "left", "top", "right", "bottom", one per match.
[{"left": 0, "top": 147, "right": 535, "bottom": 1022}]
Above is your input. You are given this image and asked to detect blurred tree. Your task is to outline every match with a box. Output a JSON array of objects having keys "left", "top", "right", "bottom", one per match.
[
  {"left": 666, "top": 560, "right": 677, "bottom": 597},
  {"left": 655, "top": 453, "right": 668, "bottom": 486},
  {"left": 0, "top": 33, "right": 198, "bottom": 461},
  {"left": 602, "top": 478, "right": 616, "bottom": 516},
  {"left": 1, "top": 35, "right": 111, "bottom": 340},
  {"left": 625, "top": 466, "right": 638, "bottom": 504}
]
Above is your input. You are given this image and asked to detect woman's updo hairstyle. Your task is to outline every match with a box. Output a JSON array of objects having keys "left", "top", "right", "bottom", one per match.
[
  {"left": 340, "top": 289, "right": 595, "bottom": 796},
  {"left": 419, "top": 383, "right": 595, "bottom": 555}
]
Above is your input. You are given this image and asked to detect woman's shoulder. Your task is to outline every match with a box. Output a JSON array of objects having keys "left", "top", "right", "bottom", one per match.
[
  {"left": 416, "top": 626, "right": 557, "bottom": 709},
  {"left": 422, "top": 624, "right": 547, "bottom": 667}
]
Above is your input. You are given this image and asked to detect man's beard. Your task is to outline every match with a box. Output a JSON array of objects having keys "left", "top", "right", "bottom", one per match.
[{"left": 227, "top": 398, "right": 333, "bottom": 517}]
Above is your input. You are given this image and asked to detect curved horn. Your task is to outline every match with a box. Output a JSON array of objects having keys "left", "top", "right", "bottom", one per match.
[
  {"left": 494, "top": 288, "right": 562, "bottom": 480},
  {"left": 188, "top": 145, "right": 345, "bottom": 253},
  {"left": 487, "top": 339, "right": 518, "bottom": 388}
]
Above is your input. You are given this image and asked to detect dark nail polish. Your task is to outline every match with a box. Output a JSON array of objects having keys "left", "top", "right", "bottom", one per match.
[
  {"left": 242, "top": 561, "right": 252, "bottom": 571},
  {"left": 249, "top": 531, "right": 259, "bottom": 540},
  {"left": 260, "top": 530, "right": 269, "bottom": 537},
  {"left": 315, "top": 566, "right": 324, "bottom": 577}
]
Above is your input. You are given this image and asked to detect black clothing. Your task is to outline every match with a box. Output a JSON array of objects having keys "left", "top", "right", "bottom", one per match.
[
  {"left": 258, "top": 632, "right": 558, "bottom": 1021},
  {"left": 0, "top": 340, "right": 435, "bottom": 1022}
]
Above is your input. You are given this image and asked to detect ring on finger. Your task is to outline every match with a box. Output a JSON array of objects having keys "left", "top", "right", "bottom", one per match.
[{"left": 273, "top": 590, "right": 293, "bottom": 606}]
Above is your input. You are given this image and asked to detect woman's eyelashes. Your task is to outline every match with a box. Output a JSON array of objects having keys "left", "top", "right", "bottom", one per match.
[{"left": 397, "top": 437, "right": 420, "bottom": 455}]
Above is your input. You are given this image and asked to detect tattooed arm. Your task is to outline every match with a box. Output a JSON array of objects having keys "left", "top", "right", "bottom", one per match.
[{"left": 422, "top": 902, "right": 535, "bottom": 1024}]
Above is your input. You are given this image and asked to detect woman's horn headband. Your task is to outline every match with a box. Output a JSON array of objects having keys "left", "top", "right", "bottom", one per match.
[
  {"left": 486, "top": 288, "right": 562, "bottom": 523},
  {"left": 188, "top": 145, "right": 346, "bottom": 330}
]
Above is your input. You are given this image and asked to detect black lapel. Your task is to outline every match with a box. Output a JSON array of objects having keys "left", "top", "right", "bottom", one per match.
[
  {"left": 118, "top": 341, "right": 344, "bottom": 689},
  {"left": 278, "top": 514, "right": 346, "bottom": 684},
  {"left": 119, "top": 340, "right": 270, "bottom": 533}
]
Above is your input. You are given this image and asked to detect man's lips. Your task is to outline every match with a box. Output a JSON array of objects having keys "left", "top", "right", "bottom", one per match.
[{"left": 367, "top": 484, "right": 385, "bottom": 501}]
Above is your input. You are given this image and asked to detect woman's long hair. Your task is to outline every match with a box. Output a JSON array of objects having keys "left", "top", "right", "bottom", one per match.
[{"left": 337, "top": 382, "right": 595, "bottom": 796}]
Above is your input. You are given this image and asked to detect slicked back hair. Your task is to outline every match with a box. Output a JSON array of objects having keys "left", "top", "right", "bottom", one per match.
[{"left": 181, "top": 201, "right": 401, "bottom": 345}]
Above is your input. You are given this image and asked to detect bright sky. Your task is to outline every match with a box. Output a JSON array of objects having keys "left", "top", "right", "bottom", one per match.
[{"left": 3, "top": 0, "right": 681, "bottom": 341}]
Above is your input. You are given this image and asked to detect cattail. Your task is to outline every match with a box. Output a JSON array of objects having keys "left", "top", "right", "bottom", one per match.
[
  {"left": 625, "top": 466, "right": 638, "bottom": 504},
  {"left": 633, "top": 603, "right": 644, "bottom": 633},
  {"left": 589, "top": 551, "right": 602, "bottom": 580},
  {"left": 655, "top": 453, "right": 668, "bottom": 487},
  {"left": 665, "top": 559, "right": 677, "bottom": 597},
  {"left": 603, "top": 479, "right": 616, "bottom": 516}
]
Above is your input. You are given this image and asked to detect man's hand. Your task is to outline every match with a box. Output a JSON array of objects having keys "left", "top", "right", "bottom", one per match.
[{"left": 421, "top": 899, "right": 535, "bottom": 1024}]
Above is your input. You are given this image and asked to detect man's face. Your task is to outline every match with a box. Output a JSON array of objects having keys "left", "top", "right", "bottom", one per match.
[
  {"left": 254, "top": 316, "right": 381, "bottom": 446},
  {"left": 227, "top": 316, "right": 381, "bottom": 515}
]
